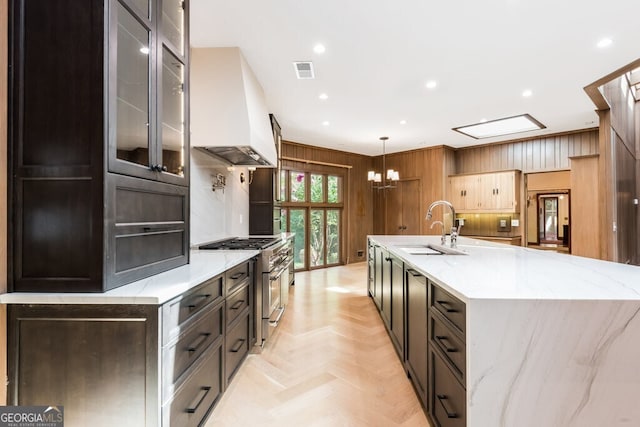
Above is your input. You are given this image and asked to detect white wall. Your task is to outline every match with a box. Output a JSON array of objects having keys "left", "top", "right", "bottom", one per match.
[{"left": 190, "top": 149, "right": 250, "bottom": 245}]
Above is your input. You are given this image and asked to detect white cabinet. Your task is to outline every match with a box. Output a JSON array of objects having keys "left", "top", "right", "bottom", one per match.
[{"left": 448, "top": 171, "right": 520, "bottom": 213}]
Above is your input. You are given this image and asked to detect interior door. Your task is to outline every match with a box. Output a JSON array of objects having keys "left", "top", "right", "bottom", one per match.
[{"left": 385, "top": 179, "right": 421, "bottom": 235}]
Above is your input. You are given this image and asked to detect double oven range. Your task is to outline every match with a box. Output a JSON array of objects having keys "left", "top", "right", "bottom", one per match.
[{"left": 199, "top": 236, "right": 293, "bottom": 350}]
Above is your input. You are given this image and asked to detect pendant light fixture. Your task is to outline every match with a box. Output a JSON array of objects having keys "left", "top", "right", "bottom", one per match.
[{"left": 367, "top": 136, "right": 399, "bottom": 189}]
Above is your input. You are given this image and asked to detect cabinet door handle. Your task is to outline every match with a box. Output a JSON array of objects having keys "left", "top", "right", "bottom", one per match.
[
  {"left": 435, "top": 335, "right": 457, "bottom": 353},
  {"left": 230, "top": 300, "right": 245, "bottom": 310},
  {"left": 436, "top": 394, "right": 458, "bottom": 419},
  {"left": 187, "top": 294, "right": 212, "bottom": 310},
  {"left": 186, "top": 386, "right": 211, "bottom": 414},
  {"left": 187, "top": 333, "right": 211, "bottom": 354},
  {"left": 230, "top": 338, "right": 246, "bottom": 353},
  {"left": 229, "top": 272, "right": 244, "bottom": 280},
  {"left": 437, "top": 300, "right": 459, "bottom": 313}
]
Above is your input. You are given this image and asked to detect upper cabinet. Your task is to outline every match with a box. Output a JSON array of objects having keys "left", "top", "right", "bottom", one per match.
[
  {"left": 448, "top": 171, "right": 521, "bottom": 213},
  {"left": 8, "top": 0, "right": 190, "bottom": 292},
  {"left": 109, "top": 0, "right": 189, "bottom": 186}
]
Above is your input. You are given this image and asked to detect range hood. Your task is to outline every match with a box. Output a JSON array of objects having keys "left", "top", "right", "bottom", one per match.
[{"left": 191, "top": 47, "right": 278, "bottom": 167}]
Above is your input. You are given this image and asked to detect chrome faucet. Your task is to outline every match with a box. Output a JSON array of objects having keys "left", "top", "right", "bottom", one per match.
[
  {"left": 426, "top": 200, "right": 458, "bottom": 248},
  {"left": 429, "top": 221, "right": 446, "bottom": 245}
]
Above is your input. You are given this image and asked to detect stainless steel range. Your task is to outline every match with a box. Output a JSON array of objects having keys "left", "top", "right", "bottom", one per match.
[{"left": 199, "top": 237, "right": 293, "bottom": 350}]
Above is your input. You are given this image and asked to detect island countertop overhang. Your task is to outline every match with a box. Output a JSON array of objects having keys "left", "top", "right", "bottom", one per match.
[{"left": 368, "top": 235, "right": 640, "bottom": 302}]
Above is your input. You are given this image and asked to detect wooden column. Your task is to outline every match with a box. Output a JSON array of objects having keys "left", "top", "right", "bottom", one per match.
[
  {"left": 570, "top": 155, "right": 600, "bottom": 259},
  {"left": 597, "top": 110, "right": 616, "bottom": 261}
]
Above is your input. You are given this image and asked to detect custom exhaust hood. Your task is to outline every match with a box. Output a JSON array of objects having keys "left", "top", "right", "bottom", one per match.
[{"left": 191, "top": 47, "right": 278, "bottom": 167}]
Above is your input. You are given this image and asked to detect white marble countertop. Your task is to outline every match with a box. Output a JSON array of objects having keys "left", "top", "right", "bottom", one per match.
[
  {"left": 0, "top": 250, "right": 259, "bottom": 305},
  {"left": 369, "top": 235, "right": 640, "bottom": 302}
]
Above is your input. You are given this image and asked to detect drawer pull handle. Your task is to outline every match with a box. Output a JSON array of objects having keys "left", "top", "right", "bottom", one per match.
[
  {"left": 187, "top": 333, "right": 211, "bottom": 354},
  {"left": 186, "top": 386, "right": 211, "bottom": 414},
  {"left": 187, "top": 294, "right": 212, "bottom": 310},
  {"left": 435, "top": 335, "right": 457, "bottom": 353},
  {"left": 436, "top": 394, "right": 458, "bottom": 419},
  {"left": 230, "top": 300, "right": 245, "bottom": 310},
  {"left": 437, "top": 300, "right": 459, "bottom": 313},
  {"left": 229, "top": 272, "right": 244, "bottom": 280},
  {"left": 407, "top": 269, "right": 421, "bottom": 277},
  {"left": 230, "top": 338, "right": 246, "bottom": 353}
]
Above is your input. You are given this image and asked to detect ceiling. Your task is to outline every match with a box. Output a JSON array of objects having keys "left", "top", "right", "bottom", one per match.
[{"left": 190, "top": 0, "right": 640, "bottom": 156}]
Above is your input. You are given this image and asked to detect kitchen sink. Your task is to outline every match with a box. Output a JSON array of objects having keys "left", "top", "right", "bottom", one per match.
[{"left": 396, "top": 244, "right": 467, "bottom": 255}]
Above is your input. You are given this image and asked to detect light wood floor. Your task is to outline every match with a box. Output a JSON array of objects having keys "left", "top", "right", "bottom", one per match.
[{"left": 205, "top": 262, "right": 431, "bottom": 427}]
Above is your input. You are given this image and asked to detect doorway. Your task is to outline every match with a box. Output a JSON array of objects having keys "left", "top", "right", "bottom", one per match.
[
  {"left": 530, "top": 192, "right": 570, "bottom": 248},
  {"left": 539, "top": 196, "right": 559, "bottom": 243}
]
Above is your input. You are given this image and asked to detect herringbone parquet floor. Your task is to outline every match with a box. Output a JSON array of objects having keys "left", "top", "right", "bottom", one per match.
[{"left": 205, "top": 262, "right": 431, "bottom": 427}]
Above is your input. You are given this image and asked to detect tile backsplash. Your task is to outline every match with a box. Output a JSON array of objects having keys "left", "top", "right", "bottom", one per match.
[
  {"left": 190, "top": 149, "right": 250, "bottom": 246},
  {"left": 455, "top": 213, "right": 521, "bottom": 238}
]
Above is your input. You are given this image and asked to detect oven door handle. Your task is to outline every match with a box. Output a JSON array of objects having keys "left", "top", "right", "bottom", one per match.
[{"left": 269, "top": 265, "right": 287, "bottom": 281}]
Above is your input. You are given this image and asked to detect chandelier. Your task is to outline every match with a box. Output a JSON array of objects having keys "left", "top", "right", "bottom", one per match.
[{"left": 367, "top": 136, "right": 399, "bottom": 189}]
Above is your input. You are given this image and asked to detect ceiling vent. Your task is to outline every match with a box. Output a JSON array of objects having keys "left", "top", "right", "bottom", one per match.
[{"left": 293, "top": 61, "right": 315, "bottom": 79}]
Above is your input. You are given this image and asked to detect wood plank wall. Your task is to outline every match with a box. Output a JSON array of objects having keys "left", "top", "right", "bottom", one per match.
[
  {"left": 281, "top": 141, "right": 373, "bottom": 264},
  {"left": 454, "top": 129, "right": 599, "bottom": 174},
  {"left": 370, "top": 146, "right": 454, "bottom": 235},
  {"left": 1, "top": 0, "right": 8, "bottom": 405}
]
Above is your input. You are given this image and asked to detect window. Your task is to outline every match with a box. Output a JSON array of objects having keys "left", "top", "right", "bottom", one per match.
[{"left": 281, "top": 170, "right": 343, "bottom": 271}]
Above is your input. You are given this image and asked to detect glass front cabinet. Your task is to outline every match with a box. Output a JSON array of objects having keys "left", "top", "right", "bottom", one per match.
[
  {"left": 110, "top": 0, "right": 188, "bottom": 186},
  {"left": 8, "top": 0, "right": 190, "bottom": 292}
]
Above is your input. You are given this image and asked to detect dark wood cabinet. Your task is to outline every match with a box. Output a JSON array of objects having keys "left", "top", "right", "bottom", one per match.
[
  {"left": 372, "top": 245, "right": 383, "bottom": 309},
  {"left": 369, "top": 239, "right": 468, "bottom": 425},
  {"left": 380, "top": 249, "right": 392, "bottom": 327},
  {"left": 8, "top": 0, "right": 190, "bottom": 292},
  {"left": 249, "top": 114, "right": 281, "bottom": 235},
  {"left": 7, "top": 259, "right": 255, "bottom": 427},
  {"left": 390, "top": 255, "right": 405, "bottom": 358},
  {"left": 428, "top": 282, "right": 466, "bottom": 427},
  {"left": 8, "top": 304, "right": 160, "bottom": 427},
  {"left": 405, "top": 267, "right": 428, "bottom": 408}
]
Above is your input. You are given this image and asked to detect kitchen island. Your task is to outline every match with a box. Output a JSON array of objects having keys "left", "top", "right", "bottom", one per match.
[{"left": 369, "top": 235, "right": 640, "bottom": 427}]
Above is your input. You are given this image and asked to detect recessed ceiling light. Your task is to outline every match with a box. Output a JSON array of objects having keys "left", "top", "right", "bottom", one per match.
[
  {"left": 139, "top": 46, "right": 150, "bottom": 54},
  {"left": 319, "top": 93, "right": 328, "bottom": 100},
  {"left": 322, "top": 121, "right": 330, "bottom": 126},
  {"left": 453, "top": 114, "right": 546, "bottom": 139},
  {"left": 522, "top": 89, "right": 533, "bottom": 97},
  {"left": 313, "top": 44, "right": 326, "bottom": 54},
  {"left": 400, "top": 120, "right": 407, "bottom": 125},
  {"left": 597, "top": 38, "right": 613, "bottom": 48},
  {"left": 425, "top": 80, "right": 438, "bottom": 89}
]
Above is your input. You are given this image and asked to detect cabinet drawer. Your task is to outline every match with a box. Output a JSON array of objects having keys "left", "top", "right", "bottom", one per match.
[
  {"left": 226, "top": 261, "right": 251, "bottom": 294},
  {"left": 430, "top": 350, "right": 466, "bottom": 427},
  {"left": 226, "top": 284, "right": 250, "bottom": 328},
  {"left": 163, "top": 275, "right": 224, "bottom": 344},
  {"left": 430, "top": 313, "right": 466, "bottom": 382},
  {"left": 162, "top": 303, "right": 224, "bottom": 402},
  {"left": 225, "top": 313, "right": 250, "bottom": 384},
  {"left": 431, "top": 283, "right": 466, "bottom": 334},
  {"left": 162, "top": 343, "right": 223, "bottom": 427}
]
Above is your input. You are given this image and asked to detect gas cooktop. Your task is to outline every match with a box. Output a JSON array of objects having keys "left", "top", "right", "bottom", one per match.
[{"left": 198, "top": 237, "right": 280, "bottom": 250}]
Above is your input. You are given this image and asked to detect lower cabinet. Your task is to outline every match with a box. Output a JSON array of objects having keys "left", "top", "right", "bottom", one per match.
[
  {"left": 7, "top": 259, "right": 255, "bottom": 427},
  {"left": 429, "top": 349, "right": 466, "bottom": 427},
  {"left": 405, "top": 267, "right": 428, "bottom": 407},
  {"left": 389, "top": 255, "right": 404, "bottom": 357},
  {"left": 368, "top": 239, "right": 468, "bottom": 426}
]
